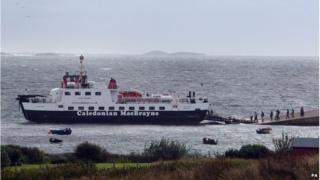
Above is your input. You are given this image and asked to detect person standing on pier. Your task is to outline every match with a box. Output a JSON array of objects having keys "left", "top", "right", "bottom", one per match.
[
  {"left": 291, "top": 108, "right": 294, "bottom": 118},
  {"left": 300, "top": 107, "right": 304, "bottom": 116},
  {"left": 250, "top": 115, "right": 253, "bottom": 123},
  {"left": 276, "top": 109, "right": 280, "bottom": 120},
  {"left": 254, "top": 112, "right": 258, "bottom": 122},
  {"left": 261, "top": 111, "right": 264, "bottom": 122},
  {"left": 286, "top": 109, "right": 290, "bottom": 119},
  {"left": 270, "top": 111, "right": 273, "bottom": 120},
  {"left": 210, "top": 109, "right": 214, "bottom": 116}
]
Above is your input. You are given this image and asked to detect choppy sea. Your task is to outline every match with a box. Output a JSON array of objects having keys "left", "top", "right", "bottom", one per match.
[{"left": 1, "top": 54, "right": 319, "bottom": 154}]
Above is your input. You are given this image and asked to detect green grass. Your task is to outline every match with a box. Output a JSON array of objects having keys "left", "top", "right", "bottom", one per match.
[
  {"left": 4, "top": 162, "right": 151, "bottom": 171},
  {"left": 96, "top": 162, "right": 151, "bottom": 169},
  {"left": 2, "top": 159, "right": 246, "bottom": 171},
  {"left": 4, "top": 164, "right": 55, "bottom": 171}
]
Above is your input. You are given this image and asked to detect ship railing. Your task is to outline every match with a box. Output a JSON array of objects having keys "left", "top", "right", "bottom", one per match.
[
  {"left": 178, "top": 98, "right": 190, "bottom": 103},
  {"left": 117, "top": 97, "right": 173, "bottom": 104},
  {"left": 177, "top": 97, "right": 208, "bottom": 104},
  {"left": 29, "top": 97, "right": 53, "bottom": 103}
]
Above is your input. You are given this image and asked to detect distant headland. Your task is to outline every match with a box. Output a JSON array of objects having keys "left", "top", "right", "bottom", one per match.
[{"left": 143, "top": 50, "right": 206, "bottom": 56}]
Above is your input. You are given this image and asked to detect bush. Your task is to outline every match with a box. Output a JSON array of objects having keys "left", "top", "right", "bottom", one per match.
[
  {"left": 75, "top": 142, "right": 108, "bottom": 162},
  {"left": 273, "top": 132, "right": 294, "bottom": 154},
  {"left": 225, "top": 149, "right": 240, "bottom": 158},
  {"left": 1, "top": 145, "right": 47, "bottom": 165},
  {"left": 143, "top": 138, "right": 188, "bottom": 161},
  {"left": 20, "top": 146, "right": 46, "bottom": 163},
  {"left": 1, "top": 149, "right": 11, "bottom": 168},
  {"left": 239, "top": 144, "right": 270, "bottom": 159},
  {"left": 5, "top": 147, "right": 24, "bottom": 165}
]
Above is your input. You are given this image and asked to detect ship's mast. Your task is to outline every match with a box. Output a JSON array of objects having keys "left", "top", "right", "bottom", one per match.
[{"left": 80, "top": 54, "right": 84, "bottom": 77}]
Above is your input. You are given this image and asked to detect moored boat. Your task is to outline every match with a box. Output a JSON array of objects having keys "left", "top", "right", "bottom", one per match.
[
  {"left": 48, "top": 128, "right": 72, "bottom": 135},
  {"left": 203, "top": 138, "right": 218, "bottom": 145},
  {"left": 49, "top": 138, "right": 63, "bottom": 143},
  {"left": 256, "top": 127, "right": 272, "bottom": 134}
]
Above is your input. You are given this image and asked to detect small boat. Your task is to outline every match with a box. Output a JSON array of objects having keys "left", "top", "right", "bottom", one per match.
[
  {"left": 48, "top": 128, "right": 72, "bottom": 135},
  {"left": 49, "top": 138, "right": 63, "bottom": 143},
  {"left": 203, "top": 138, "right": 218, "bottom": 145},
  {"left": 256, "top": 127, "right": 272, "bottom": 134}
]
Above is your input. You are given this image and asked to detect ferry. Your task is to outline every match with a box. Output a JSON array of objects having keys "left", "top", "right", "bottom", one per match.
[{"left": 17, "top": 55, "right": 209, "bottom": 124}]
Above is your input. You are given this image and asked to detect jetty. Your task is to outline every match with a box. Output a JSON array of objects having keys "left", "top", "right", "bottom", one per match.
[
  {"left": 255, "top": 110, "right": 319, "bottom": 126},
  {"left": 204, "top": 114, "right": 249, "bottom": 124}
]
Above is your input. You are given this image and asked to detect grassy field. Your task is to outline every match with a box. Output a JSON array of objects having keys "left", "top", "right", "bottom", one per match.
[
  {"left": 2, "top": 155, "right": 318, "bottom": 180},
  {"left": 4, "top": 162, "right": 151, "bottom": 171},
  {"left": 0, "top": 158, "right": 276, "bottom": 172},
  {"left": 96, "top": 162, "right": 150, "bottom": 169}
]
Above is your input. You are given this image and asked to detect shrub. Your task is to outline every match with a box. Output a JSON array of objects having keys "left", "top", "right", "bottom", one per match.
[
  {"left": 225, "top": 148, "right": 240, "bottom": 158},
  {"left": 1, "top": 149, "right": 11, "bottom": 168},
  {"left": 273, "top": 132, "right": 294, "bottom": 154},
  {"left": 1, "top": 145, "right": 47, "bottom": 164},
  {"left": 5, "top": 147, "right": 24, "bottom": 165},
  {"left": 143, "top": 138, "right": 188, "bottom": 161},
  {"left": 239, "top": 144, "right": 270, "bottom": 159},
  {"left": 20, "top": 146, "right": 46, "bottom": 163},
  {"left": 75, "top": 142, "right": 108, "bottom": 162}
]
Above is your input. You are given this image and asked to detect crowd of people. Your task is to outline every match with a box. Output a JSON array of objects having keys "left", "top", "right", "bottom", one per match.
[{"left": 250, "top": 106, "right": 304, "bottom": 123}]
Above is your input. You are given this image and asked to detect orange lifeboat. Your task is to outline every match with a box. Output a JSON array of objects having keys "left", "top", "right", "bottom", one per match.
[{"left": 120, "top": 91, "right": 142, "bottom": 98}]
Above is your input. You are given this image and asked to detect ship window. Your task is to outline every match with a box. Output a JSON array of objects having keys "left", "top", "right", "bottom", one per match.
[
  {"left": 58, "top": 105, "right": 63, "bottom": 108},
  {"left": 95, "top": 92, "right": 101, "bottom": 96},
  {"left": 85, "top": 92, "right": 91, "bottom": 96},
  {"left": 119, "top": 106, "right": 125, "bottom": 110},
  {"left": 78, "top": 106, "right": 84, "bottom": 110},
  {"left": 68, "top": 106, "right": 74, "bottom": 110},
  {"left": 98, "top": 106, "right": 104, "bottom": 110},
  {"left": 149, "top": 106, "right": 155, "bottom": 110},
  {"left": 88, "top": 106, "right": 94, "bottom": 110},
  {"left": 129, "top": 106, "right": 135, "bottom": 110},
  {"left": 139, "top": 107, "right": 145, "bottom": 110},
  {"left": 75, "top": 92, "right": 81, "bottom": 96},
  {"left": 159, "top": 106, "right": 165, "bottom": 110},
  {"left": 65, "top": 91, "right": 71, "bottom": 96},
  {"left": 109, "top": 106, "right": 115, "bottom": 110}
]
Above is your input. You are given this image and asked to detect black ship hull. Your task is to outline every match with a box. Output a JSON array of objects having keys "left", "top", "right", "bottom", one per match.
[{"left": 20, "top": 109, "right": 207, "bottom": 125}]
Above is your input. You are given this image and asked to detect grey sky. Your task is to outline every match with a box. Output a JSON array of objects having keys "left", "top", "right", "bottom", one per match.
[{"left": 1, "top": 0, "right": 319, "bottom": 56}]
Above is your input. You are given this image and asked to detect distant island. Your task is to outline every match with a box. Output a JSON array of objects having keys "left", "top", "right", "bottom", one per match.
[
  {"left": 1, "top": 51, "right": 206, "bottom": 57},
  {"left": 1, "top": 52, "right": 13, "bottom": 56},
  {"left": 144, "top": 50, "right": 206, "bottom": 56},
  {"left": 34, "top": 52, "right": 76, "bottom": 56},
  {"left": 0, "top": 52, "right": 76, "bottom": 57},
  {"left": 34, "top": 52, "right": 61, "bottom": 56}
]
